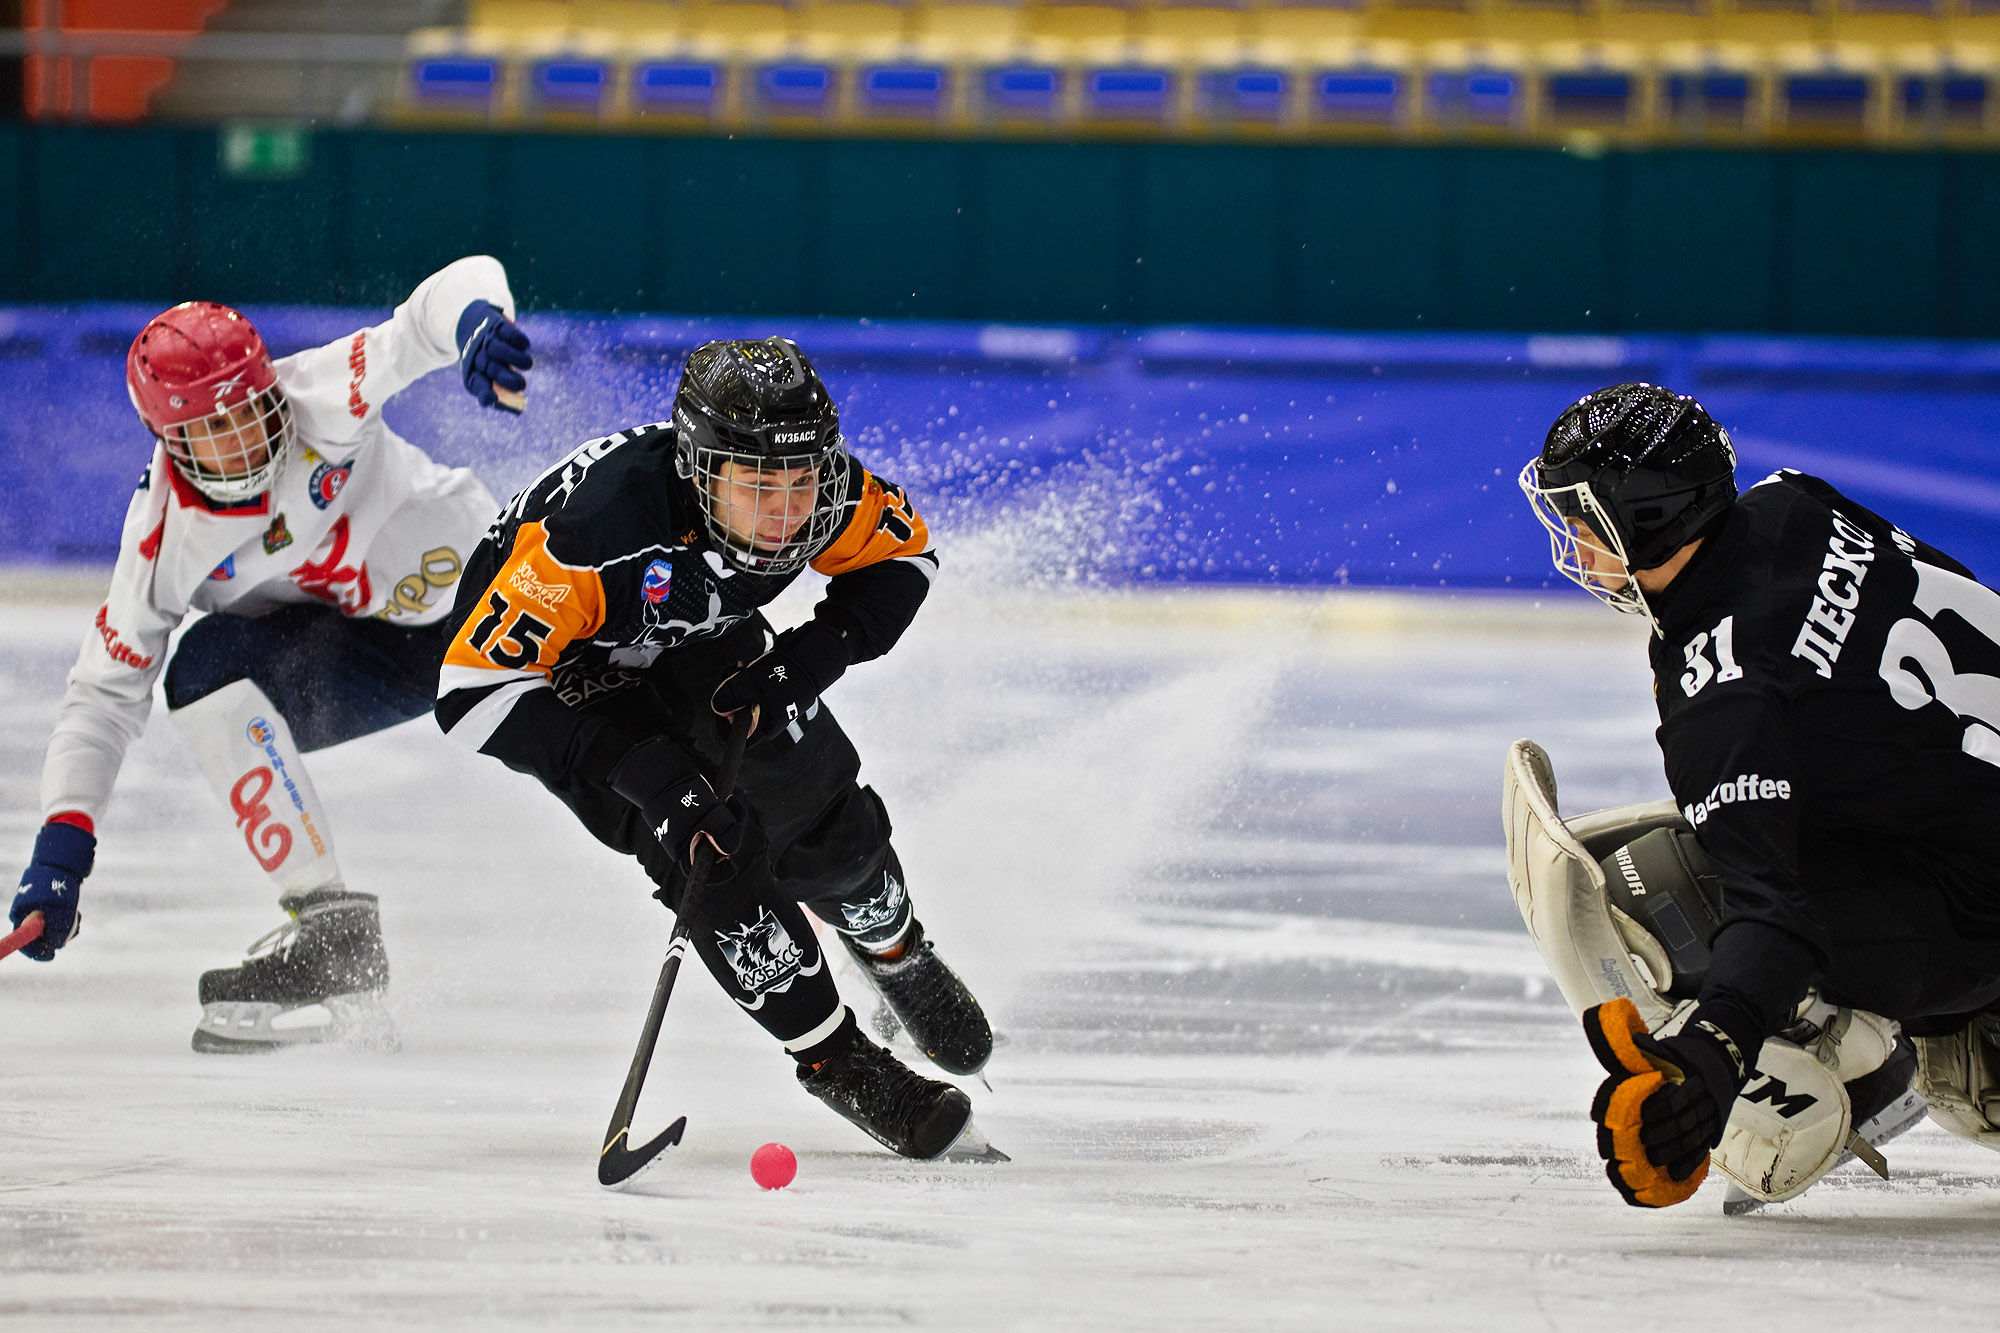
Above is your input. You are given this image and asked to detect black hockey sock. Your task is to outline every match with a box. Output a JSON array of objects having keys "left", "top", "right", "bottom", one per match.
[
  {"left": 792, "top": 1008, "right": 862, "bottom": 1070},
  {"left": 687, "top": 892, "right": 844, "bottom": 1047}
]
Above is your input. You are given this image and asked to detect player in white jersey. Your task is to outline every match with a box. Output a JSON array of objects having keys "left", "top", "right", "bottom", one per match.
[{"left": 8, "top": 255, "right": 535, "bottom": 1052}]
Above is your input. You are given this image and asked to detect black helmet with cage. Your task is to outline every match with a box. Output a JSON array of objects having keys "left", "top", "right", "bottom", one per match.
[
  {"left": 672, "top": 337, "right": 853, "bottom": 576},
  {"left": 1518, "top": 382, "right": 1738, "bottom": 626}
]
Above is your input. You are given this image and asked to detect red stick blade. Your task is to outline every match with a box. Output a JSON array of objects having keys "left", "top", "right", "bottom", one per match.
[{"left": 0, "top": 912, "right": 45, "bottom": 962}]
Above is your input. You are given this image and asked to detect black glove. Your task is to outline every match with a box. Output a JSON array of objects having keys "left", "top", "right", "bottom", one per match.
[
  {"left": 455, "top": 299, "right": 533, "bottom": 413},
  {"left": 10, "top": 819, "right": 95, "bottom": 962},
  {"left": 607, "top": 737, "right": 743, "bottom": 881},
  {"left": 1584, "top": 998, "right": 1748, "bottom": 1208},
  {"left": 710, "top": 622, "right": 850, "bottom": 747}
]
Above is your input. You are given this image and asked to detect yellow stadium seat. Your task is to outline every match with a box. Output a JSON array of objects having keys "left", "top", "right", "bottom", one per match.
[
  {"left": 1135, "top": 6, "right": 1247, "bottom": 66},
  {"left": 1363, "top": 1, "right": 1479, "bottom": 45},
  {"left": 796, "top": 1, "right": 911, "bottom": 59},
  {"left": 1248, "top": 6, "right": 1365, "bottom": 65},
  {"left": 684, "top": 0, "right": 795, "bottom": 58},
  {"left": 577, "top": 0, "right": 685, "bottom": 38},
  {"left": 470, "top": 0, "right": 585, "bottom": 30},
  {"left": 1025, "top": 4, "right": 1134, "bottom": 64},
  {"left": 914, "top": 4, "right": 1026, "bottom": 63}
]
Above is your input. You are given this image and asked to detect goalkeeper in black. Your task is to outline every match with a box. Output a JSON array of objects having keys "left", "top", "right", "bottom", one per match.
[
  {"left": 1519, "top": 382, "right": 2000, "bottom": 1206},
  {"left": 436, "top": 337, "right": 992, "bottom": 1161}
]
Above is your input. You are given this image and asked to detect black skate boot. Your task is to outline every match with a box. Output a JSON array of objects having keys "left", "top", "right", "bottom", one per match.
[
  {"left": 192, "top": 889, "right": 395, "bottom": 1054},
  {"left": 841, "top": 918, "right": 993, "bottom": 1076},
  {"left": 797, "top": 1029, "right": 976, "bottom": 1160},
  {"left": 1845, "top": 1034, "right": 1926, "bottom": 1149}
]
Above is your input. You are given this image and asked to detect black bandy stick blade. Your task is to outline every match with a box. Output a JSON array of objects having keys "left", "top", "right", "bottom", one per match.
[{"left": 599, "top": 1116, "right": 688, "bottom": 1188}]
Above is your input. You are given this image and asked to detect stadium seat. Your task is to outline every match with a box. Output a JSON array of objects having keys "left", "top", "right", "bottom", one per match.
[
  {"left": 985, "top": 65, "right": 1065, "bottom": 117},
  {"left": 796, "top": 0, "right": 912, "bottom": 60},
  {"left": 858, "top": 63, "right": 949, "bottom": 116},
  {"left": 1086, "top": 66, "right": 1175, "bottom": 120},
  {"left": 1773, "top": 40, "right": 1883, "bottom": 133},
  {"left": 634, "top": 58, "right": 726, "bottom": 114},
  {"left": 1657, "top": 39, "right": 1767, "bottom": 131},
  {"left": 1425, "top": 40, "right": 1529, "bottom": 130},
  {"left": 1539, "top": 40, "right": 1644, "bottom": 131}
]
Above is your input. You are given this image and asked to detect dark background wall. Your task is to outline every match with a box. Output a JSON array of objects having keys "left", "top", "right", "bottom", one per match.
[{"left": 2, "top": 122, "right": 1998, "bottom": 336}]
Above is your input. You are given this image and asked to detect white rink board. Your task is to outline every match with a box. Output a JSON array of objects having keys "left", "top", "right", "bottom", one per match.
[{"left": 4, "top": 572, "right": 2000, "bottom": 1332}]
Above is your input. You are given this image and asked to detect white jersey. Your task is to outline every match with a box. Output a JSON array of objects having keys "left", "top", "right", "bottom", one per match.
[{"left": 40, "top": 255, "right": 513, "bottom": 824}]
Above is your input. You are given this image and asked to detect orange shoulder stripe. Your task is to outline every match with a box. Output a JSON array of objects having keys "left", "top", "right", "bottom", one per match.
[
  {"left": 443, "top": 520, "right": 606, "bottom": 678},
  {"left": 812, "top": 469, "right": 930, "bottom": 578}
]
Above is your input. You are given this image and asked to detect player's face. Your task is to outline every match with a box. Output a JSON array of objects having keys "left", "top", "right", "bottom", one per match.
[
  {"left": 1569, "top": 519, "right": 1632, "bottom": 592},
  {"left": 177, "top": 398, "right": 272, "bottom": 480},
  {"left": 708, "top": 459, "right": 821, "bottom": 553}
]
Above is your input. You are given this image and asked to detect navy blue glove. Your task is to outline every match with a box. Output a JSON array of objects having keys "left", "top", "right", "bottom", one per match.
[
  {"left": 455, "top": 299, "right": 533, "bottom": 413},
  {"left": 11, "top": 820, "right": 95, "bottom": 962},
  {"left": 711, "top": 622, "right": 850, "bottom": 747},
  {"left": 607, "top": 738, "right": 745, "bottom": 883}
]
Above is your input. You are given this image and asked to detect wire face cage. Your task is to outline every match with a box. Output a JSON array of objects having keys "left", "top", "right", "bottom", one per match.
[
  {"left": 158, "top": 382, "right": 295, "bottom": 503},
  {"left": 1517, "top": 460, "right": 1658, "bottom": 631},
  {"left": 683, "top": 439, "right": 853, "bottom": 577}
]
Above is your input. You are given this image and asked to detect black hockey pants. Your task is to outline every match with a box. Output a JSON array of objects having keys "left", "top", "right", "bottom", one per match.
[
  {"left": 163, "top": 603, "right": 448, "bottom": 751},
  {"left": 1802, "top": 835, "right": 2000, "bottom": 1034},
  {"left": 541, "top": 619, "right": 912, "bottom": 1059}
]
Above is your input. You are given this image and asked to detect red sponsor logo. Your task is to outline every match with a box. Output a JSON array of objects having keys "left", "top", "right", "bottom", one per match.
[
  {"left": 230, "top": 766, "right": 293, "bottom": 872},
  {"left": 346, "top": 331, "right": 369, "bottom": 420},
  {"left": 93, "top": 605, "right": 154, "bottom": 669},
  {"left": 290, "top": 514, "right": 372, "bottom": 614}
]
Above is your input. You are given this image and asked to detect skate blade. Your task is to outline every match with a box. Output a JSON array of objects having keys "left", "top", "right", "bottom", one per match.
[
  {"left": 939, "top": 1115, "right": 1011, "bottom": 1164},
  {"left": 192, "top": 993, "right": 399, "bottom": 1054}
]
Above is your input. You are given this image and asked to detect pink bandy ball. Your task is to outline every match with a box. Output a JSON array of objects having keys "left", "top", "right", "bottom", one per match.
[{"left": 751, "top": 1142, "right": 798, "bottom": 1190}]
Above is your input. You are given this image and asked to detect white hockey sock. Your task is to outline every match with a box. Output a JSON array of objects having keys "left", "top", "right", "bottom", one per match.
[{"left": 170, "top": 679, "right": 345, "bottom": 904}]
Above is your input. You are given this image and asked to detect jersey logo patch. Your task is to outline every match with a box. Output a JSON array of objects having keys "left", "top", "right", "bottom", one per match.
[
  {"left": 262, "top": 513, "right": 292, "bottom": 555},
  {"left": 508, "top": 562, "right": 569, "bottom": 610},
  {"left": 308, "top": 459, "right": 354, "bottom": 510},
  {"left": 715, "top": 908, "right": 820, "bottom": 1010},
  {"left": 209, "top": 555, "right": 235, "bottom": 581},
  {"left": 839, "top": 871, "right": 907, "bottom": 935},
  {"left": 641, "top": 559, "right": 673, "bottom": 604}
]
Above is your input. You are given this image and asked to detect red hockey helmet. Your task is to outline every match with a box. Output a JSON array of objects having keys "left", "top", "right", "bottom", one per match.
[{"left": 127, "top": 302, "right": 293, "bottom": 502}]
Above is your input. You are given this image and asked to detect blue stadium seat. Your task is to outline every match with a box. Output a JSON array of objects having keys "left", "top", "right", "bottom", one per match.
[
  {"left": 635, "top": 61, "right": 721, "bottom": 110},
  {"left": 1316, "top": 70, "right": 1399, "bottom": 123},
  {"left": 1787, "top": 73, "right": 1869, "bottom": 117},
  {"left": 1205, "top": 69, "right": 1287, "bottom": 120},
  {"left": 1088, "top": 68, "right": 1172, "bottom": 119},
  {"left": 1430, "top": 70, "right": 1517, "bottom": 125},
  {"left": 762, "top": 63, "right": 832, "bottom": 110},
  {"left": 1901, "top": 72, "right": 1989, "bottom": 120},
  {"left": 986, "top": 67, "right": 1061, "bottom": 116},
  {"left": 413, "top": 59, "right": 500, "bottom": 102},
  {"left": 861, "top": 65, "right": 946, "bottom": 112},
  {"left": 535, "top": 59, "right": 608, "bottom": 106}
]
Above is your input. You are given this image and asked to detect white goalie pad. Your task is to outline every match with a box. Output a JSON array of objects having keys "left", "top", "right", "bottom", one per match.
[
  {"left": 1502, "top": 738, "right": 1686, "bottom": 1026},
  {"left": 1915, "top": 1022, "right": 2000, "bottom": 1149},
  {"left": 1503, "top": 737, "right": 1885, "bottom": 1206},
  {"left": 1710, "top": 1037, "right": 1853, "bottom": 1203}
]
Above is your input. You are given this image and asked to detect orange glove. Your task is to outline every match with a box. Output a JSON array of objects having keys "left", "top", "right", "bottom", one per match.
[{"left": 1583, "top": 998, "right": 1741, "bottom": 1208}]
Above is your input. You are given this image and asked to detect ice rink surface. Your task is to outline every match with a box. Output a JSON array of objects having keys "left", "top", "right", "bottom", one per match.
[{"left": 5, "top": 560, "right": 2000, "bottom": 1331}]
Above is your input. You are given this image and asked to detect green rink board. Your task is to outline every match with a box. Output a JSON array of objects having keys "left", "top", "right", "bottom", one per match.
[{"left": 2, "top": 123, "right": 1996, "bottom": 337}]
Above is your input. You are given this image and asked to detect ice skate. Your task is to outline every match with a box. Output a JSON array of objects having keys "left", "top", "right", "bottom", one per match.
[
  {"left": 841, "top": 919, "right": 993, "bottom": 1076},
  {"left": 797, "top": 1030, "right": 978, "bottom": 1160},
  {"left": 193, "top": 890, "right": 396, "bottom": 1054}
]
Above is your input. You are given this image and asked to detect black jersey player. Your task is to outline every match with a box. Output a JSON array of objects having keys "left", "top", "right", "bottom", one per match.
[
  {"left": 436, "top": 337, "right": 992, "bottom": 1160},
  {"left": 1514, "top": 382, "right": 2000, "bottom": 1208}
]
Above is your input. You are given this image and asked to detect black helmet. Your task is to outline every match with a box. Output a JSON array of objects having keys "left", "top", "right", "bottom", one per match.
[
  {"left": 1518, "top": 382, "right": 1737, "bottom": 624},
  {"left": 672, "top": 337, "right": 852, "bottom": 575}
]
